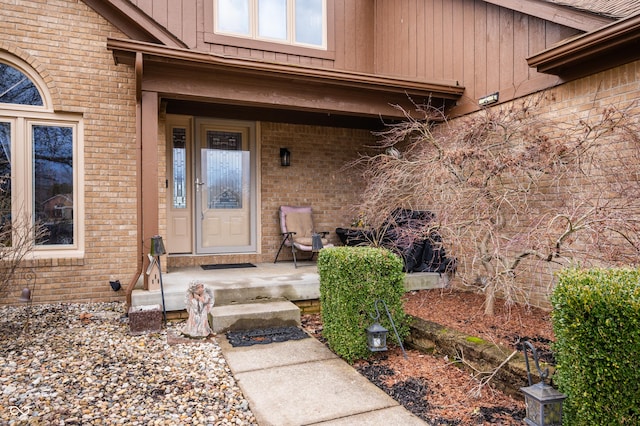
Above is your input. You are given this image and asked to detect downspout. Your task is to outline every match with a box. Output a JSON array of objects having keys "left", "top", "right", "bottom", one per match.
[{"left": 125, "top": 51, "right": 144, "bottom": 310}]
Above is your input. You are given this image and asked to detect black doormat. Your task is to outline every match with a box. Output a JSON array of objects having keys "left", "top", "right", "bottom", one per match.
[
  {"left": 226, "top": 326, "right": 310, "bottom": 347},
  {"left": 201, "top": 263, "right": 256, "bottom": 270}
]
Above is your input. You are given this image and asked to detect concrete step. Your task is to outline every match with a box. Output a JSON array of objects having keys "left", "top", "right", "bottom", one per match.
[
  {"left": 404, "top": 272, "right": 449, "bottom": 291},
  {"left": 211, "top": 299, "right": 301, "bottom": 334}
]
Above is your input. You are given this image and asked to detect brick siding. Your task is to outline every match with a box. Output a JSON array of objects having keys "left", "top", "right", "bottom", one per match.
[{"left": 2, "top": 0, "right": 138, "bottom": 305}]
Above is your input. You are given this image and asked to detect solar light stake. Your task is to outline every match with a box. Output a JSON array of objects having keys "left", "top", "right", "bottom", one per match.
[{"left": 367, "top": 299, "right": 407, "bottom": 359}]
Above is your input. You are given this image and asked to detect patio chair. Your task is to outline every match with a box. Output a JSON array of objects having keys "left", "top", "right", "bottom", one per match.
[{"left": 274, "top": 205, "right": 333, "bottom": 267}]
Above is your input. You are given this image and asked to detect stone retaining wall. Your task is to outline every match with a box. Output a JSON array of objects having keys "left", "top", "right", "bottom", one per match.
[{"left": 406, "top": 315, "right": 553, "bottom": 398}]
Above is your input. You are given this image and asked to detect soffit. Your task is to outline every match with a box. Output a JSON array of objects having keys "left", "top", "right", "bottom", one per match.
[{"left": 107, "top": 38, "right": 464, "bottom": 120}]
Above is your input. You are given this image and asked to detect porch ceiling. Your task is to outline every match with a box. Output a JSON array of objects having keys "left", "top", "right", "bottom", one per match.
[
  {"left": 165, "top": 100, "right": 388, "bottom": 130},
  {"left": 107, "top": 38, "right": 465, "bottom": 121}
]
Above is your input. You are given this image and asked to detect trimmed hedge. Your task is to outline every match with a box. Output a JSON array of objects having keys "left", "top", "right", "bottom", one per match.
[
  {"left": 551, "top": 268, "right": 640, "bottom": 425},
  {"left": 318, "top": 246, "right": 408, "bottom": 363}
]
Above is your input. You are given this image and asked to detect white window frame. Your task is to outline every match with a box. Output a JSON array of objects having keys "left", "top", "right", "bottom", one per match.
[
  {"left": 214, "top": 0, "right": 327, "bottom": 50},
  {"left": 0, "top": 53, "right": 84, "bottom": 259}
]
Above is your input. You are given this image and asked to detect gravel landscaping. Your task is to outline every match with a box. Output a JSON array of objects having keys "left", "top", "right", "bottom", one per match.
[{"left": 0, "top": 302, "right": 256, "bottom": 425}]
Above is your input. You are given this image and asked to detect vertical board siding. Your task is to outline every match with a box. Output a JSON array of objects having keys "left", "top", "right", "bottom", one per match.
[
  {"left": 513, "top": 12, "right": 531, "bottom": 90},
  {"left": 485, "top": 3, "right": 501, "bottom": 93},
  {"left": 433, "top": 0, "right": 444, "bottom": 79},
  {"left": 462, "top": 0, "right": 475, "bottom": 101},
  {"left": 474, "top": 1, "right": 488, "bottom": 98},
  {"left": 499, "top": 8, "right": 514, "bottom": 92},
  {"left": 128, "top": 0, "right": 581, "bottom": 106},
  {"left": 452, "top": 0, "right": 464, "bottom": 84},
  {"left": 167, "top": 1, "right": 183, "bottom": 41},
  {"left": 355, "top": 1, "right": 374, "bottom": 72},
  {"left": 442, "top": 0, "right": 454, "bottom": 80},
  {"left": 373, "top": 0, "right": 582, "bottom": 106},
  {"left": 182, "top": 0, "right": 197, "bottom": 48}
]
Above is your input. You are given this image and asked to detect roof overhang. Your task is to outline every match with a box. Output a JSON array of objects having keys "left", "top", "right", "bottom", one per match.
[
  {"left": 107, "top": 38, "right": 465, "bottom": 121},
  {"left": 527, "top": 12, "right": 640, "bottom": 76},
  {"left": 484, "top": 0, "right": 613, "bottom": 32}
]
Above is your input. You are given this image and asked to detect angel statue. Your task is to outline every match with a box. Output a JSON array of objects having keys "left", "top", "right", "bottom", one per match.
[{"left": 183, "top": 280, "right": 215, "bottom": 338}]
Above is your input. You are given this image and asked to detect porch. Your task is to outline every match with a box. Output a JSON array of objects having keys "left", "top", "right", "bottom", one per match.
[{"left": 130, "top": 261, "right": 449, "bottom": 313}]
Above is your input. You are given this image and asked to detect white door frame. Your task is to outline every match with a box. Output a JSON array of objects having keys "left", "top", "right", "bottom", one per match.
[{"left": 194, "top": 118, "right": 258, "bottom": 254}]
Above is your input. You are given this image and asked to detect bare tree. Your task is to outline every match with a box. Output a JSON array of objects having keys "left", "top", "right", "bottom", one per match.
[
  {"left": 0, "top": 209, "right": 48, "bottom": 301},
  {"left": 350, "top": 94, "right": 640, "bottom": 315}
]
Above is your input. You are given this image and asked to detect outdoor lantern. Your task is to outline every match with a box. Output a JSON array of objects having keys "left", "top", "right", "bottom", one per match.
[
  {"left": 18, "top": 288, "right": 32, "bottom": 302},
  {"left": 521, "top": 341, "right": 567, "bottom": 426},
  {"left": 366, "top": 321, "right": 389, "bottom": 352},
  {"left": 150, "top": 235, "right": 167, "bottom": 324},
  {"left": 150, "top": 235, "right": 166, "bottom": 256},
  {"left": 366, "top": 299, "right": 407, "bottom": 358},
  {"left": 521, "top": 381, "right": 567, "bottom": 426},
  {"left": 280, "top": 148, "right": 291, "bottom": 167}
]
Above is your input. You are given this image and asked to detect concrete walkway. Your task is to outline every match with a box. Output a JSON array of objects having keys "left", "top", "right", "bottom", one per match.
[{"left": 219, "top": 335, "right": 429, "bottom": 426}]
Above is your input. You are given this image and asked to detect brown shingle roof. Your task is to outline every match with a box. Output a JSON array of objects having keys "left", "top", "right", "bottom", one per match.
[{"left": 544, "top": 0, "right": 640, "bottom": 19}]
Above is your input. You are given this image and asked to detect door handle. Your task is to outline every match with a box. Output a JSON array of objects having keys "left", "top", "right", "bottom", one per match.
[{"left": 195, "top": 178, "right": 205, "bottom": 191}]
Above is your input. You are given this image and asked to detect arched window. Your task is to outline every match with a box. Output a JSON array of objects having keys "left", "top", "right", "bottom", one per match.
[
  {"left": 0, "top": 54, "right": 83, "bottom": 256},
  {"left": 0, "top": 63, "right": 44, "bottom": 106}
]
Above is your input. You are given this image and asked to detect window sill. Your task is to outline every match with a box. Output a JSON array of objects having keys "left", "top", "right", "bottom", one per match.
[{"left": 204, "top": 32, "right": 335, "bottom": 61}]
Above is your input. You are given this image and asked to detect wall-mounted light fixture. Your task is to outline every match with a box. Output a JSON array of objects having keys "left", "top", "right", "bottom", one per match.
[
  {"left": 479, "top": 92, "right": 499, "bottom": 107},
  {"left": 280, "top": 148, "right": 291, "bottom": 167}
]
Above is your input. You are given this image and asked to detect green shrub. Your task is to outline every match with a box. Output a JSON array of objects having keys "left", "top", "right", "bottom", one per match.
[
  {"left": 317, "top": 246, "right": 408, "bottom": 363},
  {"left": 551, "top": 267, "right": 640, "bottom": 425}
]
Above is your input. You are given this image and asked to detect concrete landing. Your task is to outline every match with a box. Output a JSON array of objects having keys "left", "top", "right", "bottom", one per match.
[
  {"left": 219, "top": 335, "right": 428, "bottom": 425},
  {"left": 130, "top": 262, "right": 448, "bottom": 312},
  {"left": 210, "top": 299, "right": 301, "bottom": 334}
]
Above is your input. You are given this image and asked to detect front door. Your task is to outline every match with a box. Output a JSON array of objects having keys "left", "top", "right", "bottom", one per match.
[{"left": 195, "top": 119, "right": 257, "bottom": 254}]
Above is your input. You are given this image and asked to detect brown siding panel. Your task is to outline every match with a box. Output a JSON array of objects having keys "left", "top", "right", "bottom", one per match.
[
  {"left": 355, "top": 1, "right": 374, "bottom": 72},
  {"left": 486, "top": 3, "right": 501, "bottom": 94},
  {"left": 452, "top": 0, "right": 465, "bottom": 83},
  {"left": 499, "top": 8, "right": 514, "bottom": 91},
  {"left": 474, "top": 1, "right": 488, "bottom": 98},
  {"left": 513, "top": 12, "right": 531, "bottom": 91},
  {"left": 167, "top": 1, "right": 182, "bottom": 41},
  {"left": 154, "top": 0, "right": 168, "bottom": 29},
  {"left": 371, "top": 0, "right": 586, "bottom": 110},
  {"left": 408, "top": 0, "right": 418, "bottom": 77},
  {"left": 182, "top": 0, "right": 197, "bottom": 48},
  {"left": 462, "top": 0, "right": 475, "bottom": 103},
  {"left": 136, "top": 0, "right": 585, "bottom": 111}
]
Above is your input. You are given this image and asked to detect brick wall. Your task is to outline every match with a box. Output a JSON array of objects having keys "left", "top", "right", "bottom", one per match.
[
  {"left": 165, "top": 122, "right": 375, "bottom": 268},
  {"left": 1, "top": 0, "right": 138, "bottom": 305},
  {"left": 258, "top": 122, "right": 374, "bottom": 262},
  {"left": 448, "top": 60, "right": 640, "bottom": 309}
]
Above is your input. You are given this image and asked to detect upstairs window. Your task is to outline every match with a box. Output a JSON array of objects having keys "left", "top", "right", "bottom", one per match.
[
  {"left": 0, "top": 54, "right": 83, "bottom": 256},
  {"left": 215, "top": 0, "right": 326, "bottom": 49}
]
